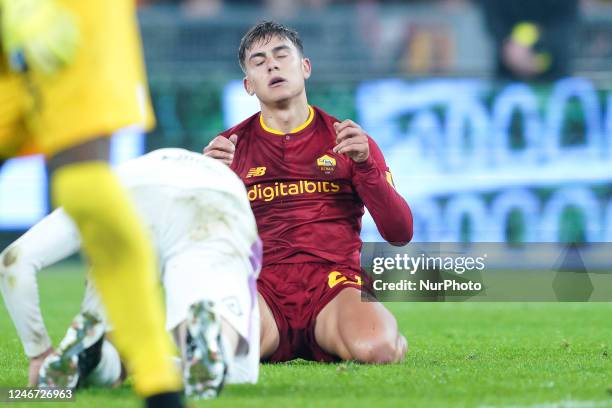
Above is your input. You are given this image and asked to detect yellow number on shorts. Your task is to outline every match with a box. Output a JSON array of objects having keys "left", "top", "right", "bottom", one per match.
[{"left": 327, "top": 271, "right": 362, "bottom": 288}]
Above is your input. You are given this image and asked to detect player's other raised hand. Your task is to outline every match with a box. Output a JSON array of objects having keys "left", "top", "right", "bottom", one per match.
[
  {"left": 1, "top": 0, "right": 80, "bottom": 75},
  {"left": 332, "top": 120, "right": 370, "bottom": 163},
  {"left": 203, "top": 134, "right": 237, "bottom": 166}
]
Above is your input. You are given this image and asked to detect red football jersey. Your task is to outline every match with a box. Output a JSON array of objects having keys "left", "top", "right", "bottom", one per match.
[{"left": 222, "top": 106, "right": 413, "bottom": 269}]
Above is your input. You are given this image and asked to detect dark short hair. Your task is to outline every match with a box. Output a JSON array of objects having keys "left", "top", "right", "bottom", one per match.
[{"left": 238, "top": 21, "right": 304, "bottom": 72}]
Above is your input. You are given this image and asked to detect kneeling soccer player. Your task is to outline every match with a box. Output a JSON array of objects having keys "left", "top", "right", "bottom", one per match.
[
  {"left": 204, "top": 21, "right": 413, "bottom": 363},
  {"left": 0, "top": 148, "right": 261, "bottom": 399}
]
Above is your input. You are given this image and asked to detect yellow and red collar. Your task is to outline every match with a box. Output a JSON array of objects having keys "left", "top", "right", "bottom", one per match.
[{"left": 260, "top": 105, "right": 315, "bottom": 135}]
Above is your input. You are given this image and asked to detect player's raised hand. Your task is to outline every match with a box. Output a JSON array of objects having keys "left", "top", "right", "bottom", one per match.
[
  {"left": 332, "top": 120, "right": 369, "bottom": 163},
  {"left": 203, "top": 134, "right": 237, "bottom": 166},
  {"left": 1, "top": 0, "right": 80, "bottom": 76}
]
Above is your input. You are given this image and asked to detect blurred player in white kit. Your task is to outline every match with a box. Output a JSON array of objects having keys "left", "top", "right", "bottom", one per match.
[{"left": 0, "top": 148, "right": 261, "bottom": 399}]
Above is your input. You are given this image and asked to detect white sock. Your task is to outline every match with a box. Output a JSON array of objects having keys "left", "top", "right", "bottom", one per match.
[{"left": 86, "top": 340, "right": 122, "bottom": 387}]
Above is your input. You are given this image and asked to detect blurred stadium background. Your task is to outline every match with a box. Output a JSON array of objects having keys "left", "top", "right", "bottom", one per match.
[{"left": 1, "top": 0, "right": 612, "bottom": 246}]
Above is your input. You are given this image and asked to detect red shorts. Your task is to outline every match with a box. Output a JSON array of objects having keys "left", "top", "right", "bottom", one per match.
[{"left": 257, "top": 262, "right": 364, "bottom": 363}]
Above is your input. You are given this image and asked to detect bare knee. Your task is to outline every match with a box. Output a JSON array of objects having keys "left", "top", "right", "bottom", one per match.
[
  {"left": 315, "top": 288, "right": 407, "bottom": 364},
  {"left": 349, "top": 334, "right": 407, "bottom": 364}
]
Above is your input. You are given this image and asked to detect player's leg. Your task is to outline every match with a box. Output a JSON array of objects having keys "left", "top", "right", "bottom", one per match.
[
  {"left": 86, "top": 339, "right": 124, "bottom": 387},
  {"left": 158, "top": 188, "right": 261, "bottom": 395},
  {"left": 172, "top": 303, "right": 235, "bottom": 399},
  {"left": 39, "top": 309, "right": 125, "bottom": 389},
  {"left": 77, "top": 280, "right": 125, "bottom": 389},
  {"left": 314, "top": 287, "right": 407, "bottom": 363},
  {"left": 48, "top": 139, "right": 182, "bottom": 403},
  {"left": 164, "top": 247, "right": 259, "bottom": 396},
  {"left": 38, "top": 275, "right": 121, "bottom": 388},
  {"left": 258, "top": 293, "right": 280, "bottom": 359},
  {"left": 257, "top": 264, "right": 300, "bottom": 362},
  {"left": 174, "top": 317, "right": 240, "bottom": 365}
]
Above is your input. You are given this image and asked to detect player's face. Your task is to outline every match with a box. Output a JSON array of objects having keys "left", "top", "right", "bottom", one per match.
[{"left": 243, "top": 36, "right": 311, "bottom": 105}]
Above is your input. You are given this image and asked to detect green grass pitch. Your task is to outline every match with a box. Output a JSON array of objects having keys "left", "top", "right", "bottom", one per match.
[{"left": 1, "top": 263, "right": 612, "bottom": 407}]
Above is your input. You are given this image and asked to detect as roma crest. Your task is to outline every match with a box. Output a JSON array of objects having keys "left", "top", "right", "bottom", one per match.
[{"left": 316, "top": 154, "right": 337, "bottom": 174}]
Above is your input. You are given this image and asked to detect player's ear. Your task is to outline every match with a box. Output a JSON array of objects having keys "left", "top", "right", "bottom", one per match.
[
  {"left": 301, "top": 57, "right": 312, "bottom": 80},
  {"left": 243, "top": 77, "right": 255, "bottom": 96}
]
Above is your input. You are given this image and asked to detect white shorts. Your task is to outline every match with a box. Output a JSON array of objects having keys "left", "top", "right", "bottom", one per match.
[{"left": 130, "top": 185, "right": 261, "bottom": 384}]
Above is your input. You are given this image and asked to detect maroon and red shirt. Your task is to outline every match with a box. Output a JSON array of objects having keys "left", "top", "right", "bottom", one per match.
[{"left": 221, "top": 105, "right": 413, "bottom": 270}]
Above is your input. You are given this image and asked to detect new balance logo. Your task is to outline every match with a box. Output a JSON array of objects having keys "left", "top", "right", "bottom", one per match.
[{"left": 246, "top": 167, "right": 267, "bottom": 178}]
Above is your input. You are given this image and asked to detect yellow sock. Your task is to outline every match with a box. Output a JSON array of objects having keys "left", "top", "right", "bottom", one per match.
[{"left": 51, "top": 161, "right": 182, "bottom": 397}]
